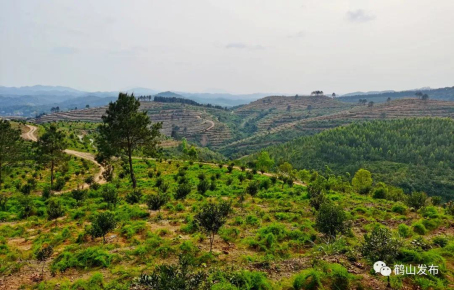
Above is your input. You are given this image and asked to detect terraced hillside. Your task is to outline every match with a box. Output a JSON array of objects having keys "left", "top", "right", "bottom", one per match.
[
  {"left": 234, "top": 95, "right": 353, "bottom": 134},
  {"left": 35, "top": 102, "right": 232, "bottom": 148},
  {"left": 220, "top": 98, "right": 454, "bottom": 157}
]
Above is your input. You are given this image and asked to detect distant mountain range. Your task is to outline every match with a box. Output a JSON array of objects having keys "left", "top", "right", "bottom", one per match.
[{"left": 0, "top": 85, "right": 271, "bottom": 117}]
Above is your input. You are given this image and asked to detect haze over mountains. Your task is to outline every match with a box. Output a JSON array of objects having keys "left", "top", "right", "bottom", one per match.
[
  {"left": 1, "top": 84, "right": 454, "bottom": 117},
  {"left": 0, "top": 85, "right": 272, "bottom": 117}
]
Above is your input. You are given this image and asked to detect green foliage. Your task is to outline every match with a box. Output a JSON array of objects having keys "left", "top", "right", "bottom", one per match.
[
  {"left": 361, "top": 226, "right": 401, "bottom": 263},
  {"left": 100, "top": 185, "right": 119, "bottom": 209},
  {"left": 256, "top": 151, "right": 274, "bottom": 173},
  {"left": 37, "top": 124, "right": 67, "bottom": 191},
  {"left": 175, "top": 182, "right": 192, "bottom": 200},
  {"left": 96, "top": 93, "right": 162, "bottom": 188},
  {"left": 406, "top": 192, "right": 428, "bottom": 210},
  {"left": 315, "top": 202, "right": 349, "bottom": 239},
  {"left": 0, "top": 120, "right": 25, "bottom": 186},
  {"left": 197, "top": 179, "right": 210, "bottom": 195},
  {"left": 71, "top": 189, "right": 87, "bottom": 202},
  {"left": 51, "top": 246, "right": 115, "bottom": 273},
  {"left": 146, "top": 192, "right": 169, "bottom": 212},
  {"left": 262, "top": 118, "right": 454, "bottom": 199},
  {"left": 46, "top": 198, "right": 65, "bottom": 221},
  {"left": 125, "top": 189, "right": 142, "bottom": 204},
  {"left": 88, "top": 211, "right": 117, "bottom": 243},
  {"left": 352, "top": 169, "right": 372, "bottom": 194},
  {"left": 195, "top": 200, "right": 232, "bottom": 252},
  {"left": 398, "top": 224, "right": 412, "bottom": 238},
  {"left": 137, "top": 255, "right": 207, "bottom": 290}
]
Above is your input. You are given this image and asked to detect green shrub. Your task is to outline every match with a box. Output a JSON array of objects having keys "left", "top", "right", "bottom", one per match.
[
  {"left": 125, "top": 190, "right": 142, "bottom": 204},
  {"left": 398, "top": 224, "right": 412, "bottom": 238},
  {"left": 51, "top": 247, "right": 116, "bottom": 273},
  {"left": 361, "top": 226, "right": 401, "bottom": 263},
  {"left": 293, "top": 269, "right": 322, "bottom": 290},
  {"left": 412, "top": 222, "right": 427, "bottom": 235},
  {"left": 391, "top": 203, "right": 407, "bottom": 214},
  {"left": 432, "top": 236, "right": 448, "bottom": 248}
]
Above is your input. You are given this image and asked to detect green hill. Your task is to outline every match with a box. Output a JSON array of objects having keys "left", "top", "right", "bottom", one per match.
[{"left": 261, "top": 118, "right": 454, "bottom": 200}]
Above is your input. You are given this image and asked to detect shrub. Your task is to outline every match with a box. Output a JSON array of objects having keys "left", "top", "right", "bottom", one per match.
[
  {"left": 125, "top": 190, "right": 143, "bottom": 204},
  {"left": 71, "top": 189, "right": 87, "bottom": 202},
  {"left": 195, "top": 200, "right": 232, "bottom": 252},
  {"left": 315, "top": 202, "right": 349, "bottom": 239},
  {"left": 100, "top": 185, "right": 119, "bottom": 209},
  {"left": 246, "top": 181, "right": 259, "bottom": 197},
  {"left": 137, "top": 255, "right": 207, "bottom": 290},
  {"left": 352, "top": 169, "right": 372, "bottom": 194},
  {"left": 52, "top": 177, "right": 66, "bottom": 191},
  {"left": 398, "top": 224, "right": 412, "bottom": 238},
  {"left": 293, "top": 268, "right": 322, "bottom": 290},
  {"left": 391, "top": 203, "right": 407, "bottom": 214},
  {"left": 372, "top": 183, "right": 388, "bottom": 199},
  {"left": 175, "top": 183, "right": 192, "bottom": 200},
  {"left": 412, "top": 222, "right": 427, "bottom": 235},
  {"left": 146, "top": 192, "right": 170, "bottom": 212},
  {"left": 52, "top": 247, "right": 115, "bottom": 273},
  {"left": 406, "top": 192, "right": 428, "bottom": 210},
  {"left": 197, "top": 180, "right": 210, "bottom": 195},
  {"left": 47, "top": 198, "right": 65, "bottom": 221},
  {"left": 432, "top": 236, "right": 448, "bottom": 248},
  {"left": 89, "top": 211, "right": 117, "bottom": 243},
  {"left": 155, "top": 177, "right": 163, "bottom": 188},
  {"left": 361, "top": 226, "right": 401, "bottom": 263}
]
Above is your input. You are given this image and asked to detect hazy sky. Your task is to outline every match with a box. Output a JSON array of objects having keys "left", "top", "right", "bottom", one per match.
[{"left": 1, "top": 0, "right": 453, "bottom": 94}]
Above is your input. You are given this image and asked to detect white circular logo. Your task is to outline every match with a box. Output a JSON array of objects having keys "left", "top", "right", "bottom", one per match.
[
  {"left": 380, "top": 266, "right": 392, "bottom": 276},
  {"left": 373, "top": 261, "right": 387, "bottom": 273}
]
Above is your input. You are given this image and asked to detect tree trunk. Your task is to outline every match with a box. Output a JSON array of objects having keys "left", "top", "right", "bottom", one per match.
[
  {"left": 209, "top": 232, "right": 215, "bottom": 252},
  {"left": 127, "top": 144, "right": 136, "bottom": 189},
  {"left": 50, "top": 159, "right": 54, "bottom": 191}
]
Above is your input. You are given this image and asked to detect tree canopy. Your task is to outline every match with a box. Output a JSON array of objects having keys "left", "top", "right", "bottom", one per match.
[{"left": 97, "top": 93, "right": 162, "bottom": 188}]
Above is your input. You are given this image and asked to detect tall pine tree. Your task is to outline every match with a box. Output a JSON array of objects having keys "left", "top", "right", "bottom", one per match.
[
  {"left": 97, "top": 93, "right": 162, "bottom": 188},
  {"left": 37, "top": 124, "right": 67, "bottom": 191}
]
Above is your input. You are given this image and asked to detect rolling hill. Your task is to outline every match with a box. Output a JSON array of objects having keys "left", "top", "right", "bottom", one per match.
[{"left": 255, "top": 118, "right": 454, "bottom": 200}]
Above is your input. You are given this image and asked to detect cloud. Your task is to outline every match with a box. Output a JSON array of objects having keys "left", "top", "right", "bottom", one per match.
[
  {"left": 225, "top": 42, "right": 247, "bottom": 49},
  {"left": 225, "top": 43, "right": 265, "bottom": 50},
  {"left": 288, "top": 31, "right": 306, "bottom": 38},
  {"left": 52, "top": 46, "right": 78, "bottom": 54},
  {"left": 346, "top": 9, "right": 376, "bottom": 23}
]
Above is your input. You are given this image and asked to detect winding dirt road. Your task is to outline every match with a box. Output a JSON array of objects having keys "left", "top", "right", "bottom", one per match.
[
  {"left": 64, "top": 149, "right": 106, "bottom": 186},
  {"left": 195, "top": 115, "right": 215, "bottom": 131},
  {"left": 20, "top": 124, "right": 106, "bottom": 190},
  {"left": 21, "top": 124, "right": 38, "bottom": 142}
]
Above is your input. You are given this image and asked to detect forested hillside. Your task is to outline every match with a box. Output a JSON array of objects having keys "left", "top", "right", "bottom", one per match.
[{"left": 263, "top": 118, "right": 454, "bottom": 200}]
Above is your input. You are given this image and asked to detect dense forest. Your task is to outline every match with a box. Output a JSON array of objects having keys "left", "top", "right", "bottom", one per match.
[
  {"left": 263, "top": 118, "right": 454, "bottom": 200},
  {"left": 154, "top": 96, "right": 227, "bottom": 110}
]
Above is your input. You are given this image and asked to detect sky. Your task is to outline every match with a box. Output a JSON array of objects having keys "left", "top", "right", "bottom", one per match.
[{"left": 0, "top": 0, "right": 453, "bottom": 95}]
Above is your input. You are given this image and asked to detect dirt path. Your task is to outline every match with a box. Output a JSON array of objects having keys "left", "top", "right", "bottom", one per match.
[
  {"left": 19, "top": 125, "right": 106, "bottom": 191},
  {"left": 64, "top": 149, "right": 106, "bottom": 187},
  {"left": 195, "top": 115, "right": 215, "bottom": 131},
  {"left": 21, "top": 124, "right": 38, "bottom": 142}
]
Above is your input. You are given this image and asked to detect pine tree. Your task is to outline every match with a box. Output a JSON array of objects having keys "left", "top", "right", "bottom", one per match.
[{"left": 97, "top": 93, "right": 162, "bottom": 188}]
